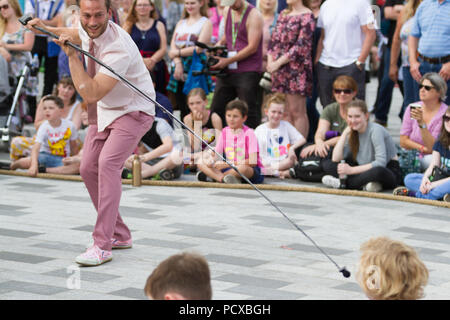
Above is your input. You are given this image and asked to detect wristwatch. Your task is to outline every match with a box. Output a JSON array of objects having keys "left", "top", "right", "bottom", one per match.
[
  {"left": 355, "top": 60, "right": 365, "bottom": 69},
  {"left": 419, "top": 123, "right": 427, "bottom": 129}
]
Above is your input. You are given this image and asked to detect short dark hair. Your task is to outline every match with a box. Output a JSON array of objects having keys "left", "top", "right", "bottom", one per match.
[
  {"left": 42, "top": 95, "right": 65, "bottom": 109},
  {"left": 225, "top": 99, "right": 248, "bottom": 117},
  {"left": 144, "top": 252, "right": 212, "bottom": 300},
  {"left": 76, "top": 0, "right": 111, "bottom": 10}
]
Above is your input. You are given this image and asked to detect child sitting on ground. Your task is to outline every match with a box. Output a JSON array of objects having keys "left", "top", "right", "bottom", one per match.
[
  {"left": 123, "top": 117, "right": 183, "bottom": 180},
  {"left": 10, "top": 95, "right": 79, "bottom": 176},
  {"left": 196, "top": 99, "right": 264, "bottom": 184},
  {"left": 255, "top": 93, "right": 306, "bottom": 178},
  {"left": 183, "top": 88, "right": 222, "bottom": 171}
]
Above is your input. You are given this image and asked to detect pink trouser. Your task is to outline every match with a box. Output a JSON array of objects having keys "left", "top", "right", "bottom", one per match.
[{"left": 80, "top": 111, "right": 154, "bottom": 251}]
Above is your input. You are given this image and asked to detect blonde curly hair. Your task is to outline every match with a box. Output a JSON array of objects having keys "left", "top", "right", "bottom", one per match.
[{"left": 357, "top": 237, "right": 429, "bottom": 300}]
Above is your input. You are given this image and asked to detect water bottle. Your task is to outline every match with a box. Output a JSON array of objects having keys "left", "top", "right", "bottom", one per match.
[
  {"left": 132, "top": 155, "right": 142, "bottom": 187},
  {"left": 339, "top": 160, "right": 347, "bottom": 189}
]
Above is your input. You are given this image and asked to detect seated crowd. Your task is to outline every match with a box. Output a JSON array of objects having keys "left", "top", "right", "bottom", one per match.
[{"left": 2, "top": 0, "right": 449, "bottom": 203}]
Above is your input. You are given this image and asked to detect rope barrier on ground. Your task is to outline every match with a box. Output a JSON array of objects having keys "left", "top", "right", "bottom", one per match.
[{"left": 1, "top": 169, "right": 448, "bottom": 208}]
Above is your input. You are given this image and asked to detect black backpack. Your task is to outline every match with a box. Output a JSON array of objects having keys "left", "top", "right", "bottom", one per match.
[{"left": 292, "top": 154, "right": 325, "bottom": 182}]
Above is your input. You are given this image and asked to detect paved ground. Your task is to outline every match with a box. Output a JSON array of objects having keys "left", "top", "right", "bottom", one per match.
[{"left": 1, "top": 79, "right": 449, "bottom": 300}]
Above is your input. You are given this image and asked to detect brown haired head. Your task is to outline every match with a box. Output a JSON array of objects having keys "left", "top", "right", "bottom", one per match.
[
  {"left": 53, "top": 77, "right": 77, "bottom": 105},
  {"left": 333, "top": 75, "right": 358, "bottom": 93},
  {"left": 225, "top": 99, "right": 248, "bottom": 117},
  {"left": 347, "top": 99, "right": 368, "bottom": 161},
  {"left": 144, "top": 252, "right": 212, "bottom": 300},
  {"left": 42, "top": 95, "right": 65, "bottom": 109},
  {"left": 438, "top": 106, "right": 450, "bottom": 148},
  {"left": 123, "top": 0, "right": 159, "bottom": 33}
]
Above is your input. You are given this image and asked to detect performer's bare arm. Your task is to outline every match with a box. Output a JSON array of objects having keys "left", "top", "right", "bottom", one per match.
[
  {"left": 25, "top": 18, "right": 81, "bottom": 45},
  {"left": 54, "top": 34, "right": 118, "bottom": 104}
]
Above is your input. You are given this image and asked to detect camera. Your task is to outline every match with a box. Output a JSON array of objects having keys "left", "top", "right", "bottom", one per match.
[{"left": 192, "top": 41, "right": 228, "bottom": 77}]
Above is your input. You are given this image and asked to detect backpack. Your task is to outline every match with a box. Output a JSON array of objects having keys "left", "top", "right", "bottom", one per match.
[{"left": 292, "top": 154, "right": 325, "bottom": 182}]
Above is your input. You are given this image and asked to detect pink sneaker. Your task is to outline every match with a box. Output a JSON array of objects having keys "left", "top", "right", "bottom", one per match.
[
  {"left": 112, "top": 238, "right": 132, "bottom": 249},
  {"left": 75, "top": 245, "right": 113, "bottom": 266}
]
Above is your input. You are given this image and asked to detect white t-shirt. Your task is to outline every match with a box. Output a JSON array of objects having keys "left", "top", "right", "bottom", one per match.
[
  {"left": 254, "top": 120, "right": 303, "bottom": 164},
  {"left": 36, "top": 118, "right": 78, "bottom": 157},
  {"left": 317, "top": 0, "right": 375, "bottom": 67}
]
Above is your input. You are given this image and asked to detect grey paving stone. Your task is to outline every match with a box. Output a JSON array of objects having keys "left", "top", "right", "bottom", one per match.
[
  {"left": 226, "top": 284, "right": 306, "bottom": 300},
  {"left": 205, "top": 254, "right": 268, "bottom": 267},
  {"left": 108, "top": 287, "right": 146, "bottom": 300},
  {"left": 134, "top": 238, "right": 195, "bottom": 250},
  {"left": 284, "top": 243, "right": 351, "bottom": 256},
  {"left": 71, "top": 225, "right": 94, "bottom": 232},
  {"left": 210, "top": 191, "right": 260, "bottom": 199},
  {"left": 57, "top": 195, "right": 92, "bottom": 202},
  {"left": 172, "top": 229, "right": 232, "bottom": 240},
  {"left": 165, "top": 223, "right": 227, "bottom": 233},
  {"left": 243, "top": 215, "right": 303, "bottom": 230},
  {"left": 0, "top": 251, "right": 55, "bottom": 264},
  {"left": 31, "top": 241, "right": 85, "bottom": 253},
  {"left": 0, "top": 280, "right": 67, "bottom": 295},
  {"left": 409, "top": 213, "right": 450, "bottom": 222},
  {"left": 119, "top": 206, "right": 164, "bottom": 220},
  {"left": 42, "top": 268, "right": 120, "bottom": 283},
  {"left": 333, "top": 282, "right": 364, "bottom": 293},
  {"left": 407, "top": 234, "right": 450, "bottom": 245},
  {"left": 0, "top": 228, "right": 43, "bottom": 238},
  {"left": 215, "top": 274, "right": 290, "bottom": 289},
  {"left": 395, "top": 227, "right": 450, "bottom": 238}
]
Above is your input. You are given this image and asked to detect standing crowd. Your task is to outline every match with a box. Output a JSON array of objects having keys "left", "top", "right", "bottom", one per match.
[
  {"left": 3, "top": 0, "right": 447, "bottom": 201},
  {"left": 0, "top": 0, "right": 446, "bottom": 298}
]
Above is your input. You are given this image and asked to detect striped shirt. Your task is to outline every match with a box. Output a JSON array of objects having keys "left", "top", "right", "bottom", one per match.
[{"left": 410, "top": 0, "right": 450, "bottom": 58}]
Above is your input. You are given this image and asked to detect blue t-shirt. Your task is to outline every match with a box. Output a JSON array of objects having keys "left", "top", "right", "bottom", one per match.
[{"left": 433, "top": 140, "right": 450, "bottom": 170}]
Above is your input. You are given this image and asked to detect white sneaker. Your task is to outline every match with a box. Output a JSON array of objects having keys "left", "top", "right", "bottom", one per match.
[
  {"left": 75, "top": 245, "right": 112, "bottom": 266},
  {"left": 321, "top": 175, "right": 341, "bottom": 189},
  {"left": 363, "top": 182, "right": 383, "bottom": 192}
]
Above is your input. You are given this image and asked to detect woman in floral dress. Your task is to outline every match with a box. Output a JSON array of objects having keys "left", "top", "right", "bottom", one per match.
[{"left": 267, "top": 0, "right": 315, "bottom": 139}]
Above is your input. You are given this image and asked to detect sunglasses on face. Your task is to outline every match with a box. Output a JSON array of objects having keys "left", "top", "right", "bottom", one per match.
[
  {"left": 443, "top": 115, "right": 450, "bottom": 122},
  {"left": 0, "top": 4, "right": 9, "bottom": 9},
  {"left": 333, "top": 88, "right": 353, "bottom": 95},
  {"left": 419, "top": 84, "right": 435, "bottom": 91}
]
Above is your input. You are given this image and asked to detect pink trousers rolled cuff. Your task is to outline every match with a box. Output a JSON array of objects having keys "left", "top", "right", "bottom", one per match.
[{"left": 80, "top": 111, "right": 154, "bottom": 251}]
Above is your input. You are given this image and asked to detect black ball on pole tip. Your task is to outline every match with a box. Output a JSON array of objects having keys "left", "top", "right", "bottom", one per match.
[{"left": 340, "top": 267, "right": 351, "bottom": 278}]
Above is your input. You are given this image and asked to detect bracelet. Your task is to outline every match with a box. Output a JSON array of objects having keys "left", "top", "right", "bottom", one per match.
[
  {"left": 178, "top": 48, "right": 181, "bottom": 57},
  {"left": 419, "top": 145, "right": 425, "bottom": 153}
]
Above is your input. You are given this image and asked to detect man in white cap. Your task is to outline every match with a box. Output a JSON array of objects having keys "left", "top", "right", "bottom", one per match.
[{"left": 209, "top": 0, "right": 263, "bottom": 129}]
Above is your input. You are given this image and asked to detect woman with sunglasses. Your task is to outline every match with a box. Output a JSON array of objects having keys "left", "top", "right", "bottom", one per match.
[
  {"left": 399, "top": 72, "right": 448, "bottom": 171},
  {"left": 394, "top": 106, "right": 450, "bottom": 202},
  {"left": 299, "top": 75, "right": 356, "bottom": 160},
  {"left": 123, "top": 0, "right": 168, "bottom": 94}
]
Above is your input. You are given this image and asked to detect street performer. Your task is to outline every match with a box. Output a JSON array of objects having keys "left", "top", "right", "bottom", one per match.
[{"left": 25, "top": 0, "right": 155, "bottom": 266}]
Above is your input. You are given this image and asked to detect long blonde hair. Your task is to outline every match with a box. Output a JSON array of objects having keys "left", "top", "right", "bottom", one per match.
[
  {"left": 123, "top": 0, "right": 159, "bottom": 34},
  {"left": 357, "top": 237, "right": 428, "bottom": 300},
  {"left": 401, "top": 0, "right": 422, "bottom": 23},
  {"left": 0, "top": 0, "right": 23, "bottom": 38}
]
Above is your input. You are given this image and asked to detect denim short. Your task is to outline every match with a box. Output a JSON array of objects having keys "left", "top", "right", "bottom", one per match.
[
  {"left": 38, "top": 152, "right": 63, "bottom": 168},
  {"left": 222, "top": 166, "right": 264, "bottom": 184}
]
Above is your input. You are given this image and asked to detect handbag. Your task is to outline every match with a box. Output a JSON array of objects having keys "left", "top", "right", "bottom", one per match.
[
  {"left": 182, "top": 50, "right": 210, "bottom": 95},
  {"left": 429, "top": 166, "right": 450, "bottom": 182}
]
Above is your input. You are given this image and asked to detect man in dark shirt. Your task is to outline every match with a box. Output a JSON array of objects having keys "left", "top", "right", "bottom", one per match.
[{"left": 373, "top": 0, "right": 405, "bottom": 126}]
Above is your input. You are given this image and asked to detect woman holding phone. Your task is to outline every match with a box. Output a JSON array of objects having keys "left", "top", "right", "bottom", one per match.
[{"left": 399, "top": 72, "right": 448, "bottom": 171}]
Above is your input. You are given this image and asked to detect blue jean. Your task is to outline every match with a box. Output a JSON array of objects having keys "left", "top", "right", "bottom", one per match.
[
  {"left": 404, "top": 173, "right": 450, "bottom": 200},
  {"left": 398, "top": 66, "right": 418, "bottom": 120},
  {"left": 374, "top": 47, "right": 396, "bottom": 123},
  {"left": 38, "top": 151, "right": 63, "bottom": 168},
  {"left": 412, "top": 58, "right": 450, "bottom": 105}
]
